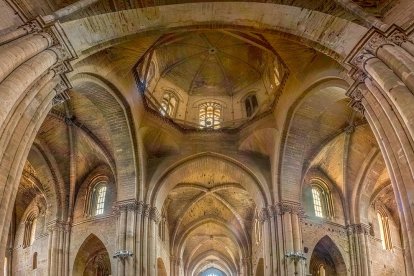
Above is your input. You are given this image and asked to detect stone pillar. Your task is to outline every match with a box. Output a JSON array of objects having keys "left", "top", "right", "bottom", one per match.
[
  {"left": 279, "top": 202, "right": 306, "bottom": 276},
  {"left": 116, "top": 204, "right": 127, "bottom": 276},
  {"left": 0, "top": 21, "right": 41, "bottom": 45},
  {"left": 47, "top": 220, "right": 69, "bottom": 276},
  {"left": 149, "top": 207, "right": 160, "bottom": 276},
  {"left": 346, "top": 27, "right": 414, "bottom": 275},
  {"left": 347, "top": 224, "right": 371, "bottom": 276}
]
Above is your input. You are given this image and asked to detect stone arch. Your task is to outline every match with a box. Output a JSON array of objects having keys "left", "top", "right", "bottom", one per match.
[
  {"left": 148, "top": 152, "right": 270, "bottom": 212},
  {"left": 309, "top": 235, "right": 347, "bottom": 275},
  {"left": 190, "top": 251, "right": 234, "bottom": 276},
  {"left": 73, "top": 233, "right": 112, "bottom": 276},
  {"left": 279, "top": 78, "right": 350, "bottom": 203},
  {"left": 26, "top": 142, "right": 63, "bottom": 222},
  {"left": 62, "top": 3, "right": 367, "bottom": 62},
  {"left": 69, "top": 73, "right": 139, "bottom": 200},
  {"left": 157, "top": 258, "right": 167, "bottom": 276},
  {"left": 255, "top": 258, "right": 264, "bottom": 276}
]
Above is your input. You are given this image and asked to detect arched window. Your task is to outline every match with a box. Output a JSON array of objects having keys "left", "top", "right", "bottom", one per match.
[
  {"left": 318, "top": 265, "right": 326, "bottom": 276},
  {"left": 160, "top": 92, "right": 178, "bottom": 117},
  {"left": 311, "top": 184, "right": 334, "bottom": 219},
  {"left": 199, "top": 102, "right": 222, "bottom": 129},
  {"left": 377, "top": 209, "right": 392, "bottom": 250},
  {"left": 91, "top": 182, "right": 108, "bottom": 216},
  {"left": 23, "top": 212, "right": 37, "bottom": 248},
  {"left": 33, "top": 252, "right": 37, "bottom": 269},
  {"left": 245, "top": 94, "right": 258, "bottom": 117}
]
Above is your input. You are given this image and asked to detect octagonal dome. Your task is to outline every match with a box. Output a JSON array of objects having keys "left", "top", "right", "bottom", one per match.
[{"left": 135, "top": 31, "right": 288, "bottom": 130}]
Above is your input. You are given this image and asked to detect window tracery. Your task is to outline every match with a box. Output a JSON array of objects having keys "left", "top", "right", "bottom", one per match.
[{"left": 199, "top": 102, "right": 222, "bottom": 129}]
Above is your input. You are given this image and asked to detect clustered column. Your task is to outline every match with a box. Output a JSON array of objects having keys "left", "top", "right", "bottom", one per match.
[
  {"left": 345, "top": 26, "right": 414, "bottom": 275},
  {"left": 114, "top": 200, "right": 160, "bottom": 276},
  {"left": 347, "top": 224, "right": 371, "bottom": 276},
  {"left": 0, "top": 17, "right": 73, "bottom": 272}
]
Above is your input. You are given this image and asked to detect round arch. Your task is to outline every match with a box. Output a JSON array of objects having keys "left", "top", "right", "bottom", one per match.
[
  {"left": 278, "top": 78, "right": 350, "bottom": 203},
  {"left": 61, "top": 3, "right": 368, "bottom": 62},
  {"left": 69, "top": 73, "right": 139, "bottom": 201},
  {"left": 147, "top": 152, "right": 270, "bottom": 212}
]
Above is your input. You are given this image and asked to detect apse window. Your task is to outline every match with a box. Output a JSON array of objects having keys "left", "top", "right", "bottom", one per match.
[
  {"left": 160, "top": 92, "right": 178, "bottom": 117},
  {"left": 311, "top": 184, "right": 334, "bottom": 219},
  {"left": 377, "top": 210, "right": 392, "bottom": 250},
  {"left": 245, "top": 94, "right": 258, "bottom": 117},
  {"left": 199, "top": 102, "right": 222, "bottom": 129},
  {"left": 23, "top": 212, "right": 37, "bottom": 248}
]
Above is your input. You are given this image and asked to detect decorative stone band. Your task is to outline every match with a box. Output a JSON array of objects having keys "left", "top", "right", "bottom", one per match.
[
  {"left": 259, "top": 202, "right": 305, "bottom": 222},
  {"left": 47, "top": 219, "right": 69, "bottom": 232},
  {"left": 346, "top": 223, "right": 371, "bottom": 235},
  {"left": 345, "top": 25, "right": 411, "bottom": 72}
]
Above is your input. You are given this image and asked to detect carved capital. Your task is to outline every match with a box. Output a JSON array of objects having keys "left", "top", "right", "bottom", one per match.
[
  {"left": 47, "top": 220, "right": 69, "bottom": 232},
  {"left": 346, "top": 84, "right": 366, "bottom": 115},
  {"left": 388, "top": 30, "right": 409, "bottom": 46},
  {"left": 50, "top": 45, "right": 71, "bottom": 62},
  {"left": 258, "top": 208, "right": 270, "bottom": 222},
  {"left": 365, "top": 32, "right": 389, "bottom": 54},
  {"left": 150, "top": 207, "right": 161, "bottom": 223},
  {"left": 22, "top": 20, "right": 42, "bottom": 33},
  {"left": 352, "top": 50, "right": 375, "bottom": 71},
  {"left": 278, "top": 202, "right": 304, "bottom": 216},
  {"left": 347, "top": 223, "right": 371, "bottom": 235}
]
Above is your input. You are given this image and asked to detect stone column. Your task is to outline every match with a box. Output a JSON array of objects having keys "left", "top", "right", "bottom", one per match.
[
  {"left": 47, "top": 220, "right": 69, "bottom": 276},
  {"left": 0, "top": 20, "right": 41, "bottom": 45},
  {"left": 149, "top": 207, "right": 160, "bottom": 276},
  {"left": 279, "top": 202, "right": 306, "bottom": 276},
  {"left": 347, "top": 224, "right": 371, "bottom": 276},
  {"left": 116, "top": 204, "right": 127, "bottom": 276},
  {"left": 346, "top": 27, "right": 414, "bottom": 275}
]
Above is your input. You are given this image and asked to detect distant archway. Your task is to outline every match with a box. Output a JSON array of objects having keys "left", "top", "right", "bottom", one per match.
[
  {"left": 73, "top": 234, "right": 111, "bottom": 276},
  {"left": 310, "top": 236, "right": 346, "bottom": 275},
  {"left": 255, "top": 258, "right": 264, "bottom": 276},
  {"left": 157, "top": 258, "right": 167, "bottom": 276}
]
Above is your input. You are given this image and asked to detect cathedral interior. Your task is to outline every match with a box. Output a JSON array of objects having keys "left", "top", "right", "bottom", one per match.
[{"left": 1, "top": 0, "right": 414, "bottom": 275}]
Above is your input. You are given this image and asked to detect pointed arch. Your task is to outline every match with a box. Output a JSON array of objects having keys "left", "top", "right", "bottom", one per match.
[
  {"left": 73, "top": 234, "right": 112, "bottom": 276},
  {"left": 309, "top": 235, "right": 347, "bottom": 276}
]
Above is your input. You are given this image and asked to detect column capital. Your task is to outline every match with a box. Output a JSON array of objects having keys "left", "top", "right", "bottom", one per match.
[
  {"left": 347, "top": 223, "right": 371, "bottom": 235},
  {"left": 346, "top": 82, "right": 366, "bottom": 115},
  {"left": 278, "top": 201, "right": 304, "bottom": 216},
  {"left": 345, "top": 28, "right": 401, "bottom": 71},
  {"left": 47, "top": 219, "right": 69, "bottom": 232},
  {"left": 21, "top": 20, "right": 42, "bottom": 33},
  {"left": 113, "top": 200, "right": 145, "bottom": 214}
]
